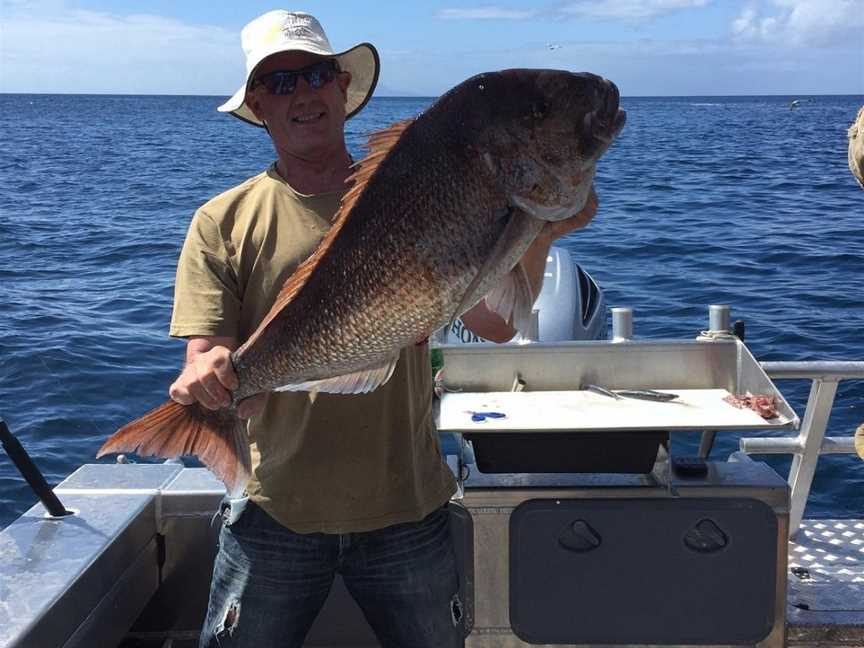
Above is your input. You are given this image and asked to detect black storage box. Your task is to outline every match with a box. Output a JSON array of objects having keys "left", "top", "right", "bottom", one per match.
[{"left": 465, "top": 431, "right": 667, "bottom": 474}]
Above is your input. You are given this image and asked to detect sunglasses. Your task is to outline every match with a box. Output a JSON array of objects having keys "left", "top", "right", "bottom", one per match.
[{"left": 252, "top": 60, "right": 341, "bottom": 96}]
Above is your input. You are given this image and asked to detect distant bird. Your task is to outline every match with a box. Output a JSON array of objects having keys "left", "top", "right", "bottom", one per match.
[{"left": 547, "top": 43, "right": 562, "bottom": 50}]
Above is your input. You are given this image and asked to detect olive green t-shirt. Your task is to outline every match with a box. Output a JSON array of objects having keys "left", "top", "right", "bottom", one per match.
[{"left": 170, "top": 165, "right": 456, "bottom": 533}]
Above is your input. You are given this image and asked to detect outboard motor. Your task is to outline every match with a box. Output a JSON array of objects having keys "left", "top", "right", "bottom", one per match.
[{"left": 443, "top": 246, "right": 607, "bottom": 343}]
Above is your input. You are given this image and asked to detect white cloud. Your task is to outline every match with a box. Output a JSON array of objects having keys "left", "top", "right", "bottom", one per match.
[
  {"left": 731, "top": 0, "right": 864, "bottom": 47},
  {"left": 0, "top": 3, "right": 243, "bottom": 94},
  {"left": 560, "top": 0, "right": 711, "bottom": 21},
  {"left": 437, "top": 7, "right": 540, "bottom": 20},
  {"left": 438, "top": 0, "right": 710, "bottom": 22}
]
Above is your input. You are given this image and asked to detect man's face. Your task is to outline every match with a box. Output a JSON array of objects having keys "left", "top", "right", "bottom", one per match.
[{"left": 246, "top": 51, "right": 352, "bottom": 161}]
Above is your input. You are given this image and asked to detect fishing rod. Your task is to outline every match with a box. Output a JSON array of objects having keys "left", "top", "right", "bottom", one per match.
[{"left": 0, "top": 415, "right": 71, "bottom": 517}]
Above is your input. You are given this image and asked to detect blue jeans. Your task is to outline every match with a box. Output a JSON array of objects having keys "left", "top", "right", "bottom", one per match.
[{"left": 199, "top": 498, "right": 464, "bottom": 648}]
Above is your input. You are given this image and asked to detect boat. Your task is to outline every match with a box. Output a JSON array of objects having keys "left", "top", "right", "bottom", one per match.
[{"left": 1, "top": 248, "right": 862, "bottom": 647}]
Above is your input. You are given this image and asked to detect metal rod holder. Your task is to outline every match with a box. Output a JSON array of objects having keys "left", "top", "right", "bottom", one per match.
[
  {"left": 0, "top": 417, "right": 71, "bottom": 518},
  {"left": 708, "top": 304, "right": 731, "bottom": 333},
  {"left": 611, "top": 307, "right": 633, "bottom": 342}
]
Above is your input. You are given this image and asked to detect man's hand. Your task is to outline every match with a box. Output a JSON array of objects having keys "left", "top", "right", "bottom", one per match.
[
  {"left": 169, "top": 336, "right": 266, "bottom": 419},
  {"left": 521, "top": 185, "right": 599, "bottom": 298}
]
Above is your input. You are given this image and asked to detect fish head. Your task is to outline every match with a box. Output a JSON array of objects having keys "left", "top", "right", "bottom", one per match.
[{"left": 460, "top": 69, "right": 626, "bottom": 221}]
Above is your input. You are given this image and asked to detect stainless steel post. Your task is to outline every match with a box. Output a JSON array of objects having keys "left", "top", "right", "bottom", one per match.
[
  {"left": 709, "top": 304, "right": 731, "bottom": 333},
  {"left": 611, "top": 307, "right": 633, "bottom": 342}
]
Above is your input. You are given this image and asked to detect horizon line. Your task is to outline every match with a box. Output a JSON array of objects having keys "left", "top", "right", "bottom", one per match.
[{"left": 2, "top": 91, "right": 862, "bottom": 99}]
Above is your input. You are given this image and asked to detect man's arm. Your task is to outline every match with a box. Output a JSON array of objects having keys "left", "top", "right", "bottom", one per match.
[
  {"left": 169, "top": 335, "right": 265, "bottom": 419},
  {"left": 462, "top": 188, "right": 599, "bottom": 343}
]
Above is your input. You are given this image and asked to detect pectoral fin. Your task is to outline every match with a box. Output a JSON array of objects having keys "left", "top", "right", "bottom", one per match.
[
  {"left": 273, "top": 354, "right": 399, "bottom": 394},
  {"left": 448, "top": 207, "right": 543, "bottom": 331},
  {"left": 484, "top": 262, "right": 535, "bottom": 334}
]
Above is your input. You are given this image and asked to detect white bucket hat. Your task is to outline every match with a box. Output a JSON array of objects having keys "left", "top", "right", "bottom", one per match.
[{"left": 218, "top": 10, "right": 380, "bottom": 127}]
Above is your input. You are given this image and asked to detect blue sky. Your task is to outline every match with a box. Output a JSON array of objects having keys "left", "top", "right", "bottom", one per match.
[{"left": 2, "top": 0, "right": 862, "bottom": 96}]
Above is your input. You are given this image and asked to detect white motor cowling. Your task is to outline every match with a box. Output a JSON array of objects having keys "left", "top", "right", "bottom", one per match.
[{"left": 443, "top": 246, "right": 607, "bottom": 344}]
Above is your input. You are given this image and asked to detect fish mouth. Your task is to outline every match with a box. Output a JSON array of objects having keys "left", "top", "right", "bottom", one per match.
[{"left": 582, "top": 80, "right": 626, "bottom": 146}]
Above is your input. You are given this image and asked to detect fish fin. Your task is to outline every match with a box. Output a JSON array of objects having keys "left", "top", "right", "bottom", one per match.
[
  {"left": 96, "top": 401, "right": 251, "bottom": 497},
  {"left": 484, "top": 261, "right": 535, "bottom": 334},
  {"left": 340, "top": 119, "right": 414, "bottom": 216},
  {"left": 273, "top": 354, "right": 399, "bottom": 394},
  {"left": 447, "top": 208, "right": 541, "bottom": 330},
  {"left": 236, "top": 119, "right": 415, "bottom": 357}
]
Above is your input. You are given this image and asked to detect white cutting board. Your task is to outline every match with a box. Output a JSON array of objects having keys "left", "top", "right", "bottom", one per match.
[{"left": 437, "top": 389, "right": 788, "bottom": 432}]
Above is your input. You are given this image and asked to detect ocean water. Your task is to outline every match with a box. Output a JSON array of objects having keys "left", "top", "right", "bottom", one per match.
[{"left": 0, "top": 93, "right": 862, "bottom": 528}]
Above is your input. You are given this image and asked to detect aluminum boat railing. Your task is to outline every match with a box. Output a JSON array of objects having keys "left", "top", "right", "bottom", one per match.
[
  {"left": 610, "top": 305, "right": 862, "bottom": 540},
  {"left": 741, "top": 360, "right": 864, "bottom": 538}
]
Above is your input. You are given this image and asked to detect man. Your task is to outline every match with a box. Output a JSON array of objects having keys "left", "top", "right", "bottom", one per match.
[{"left": 171, "top": 10, "right": 599, "bottom": 648}]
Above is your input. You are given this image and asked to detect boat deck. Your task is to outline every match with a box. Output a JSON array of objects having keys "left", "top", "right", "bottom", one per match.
[{"left": 787, "top": 519, "right": 864, "bottom": 646}]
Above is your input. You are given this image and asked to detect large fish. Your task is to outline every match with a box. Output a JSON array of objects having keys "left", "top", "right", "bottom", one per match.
[{"left": 98, "top": 69, "right": 626, "bottom": 494}]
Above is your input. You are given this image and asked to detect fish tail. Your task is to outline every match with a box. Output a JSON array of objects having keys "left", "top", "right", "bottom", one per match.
[{"left": 97, "top": 400, "right": 251, "bottom": 496}]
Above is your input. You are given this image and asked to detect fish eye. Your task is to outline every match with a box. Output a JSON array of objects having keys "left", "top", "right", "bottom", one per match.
[{"left": 529, "top": 102, "right": 547, "bottom": 120}]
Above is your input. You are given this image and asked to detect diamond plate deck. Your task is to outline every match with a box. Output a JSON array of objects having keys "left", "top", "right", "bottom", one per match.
[{"left": 787, "top": 519, "right": 864, "bottom": 646}]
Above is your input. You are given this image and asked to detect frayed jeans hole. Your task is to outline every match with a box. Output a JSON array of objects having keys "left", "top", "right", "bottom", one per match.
[
  {"left": 450, "top": 593, "right": 463, "bottom": 626},
  {"left": 216, "top": 601, "right": 241, "bottom": 639}
]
